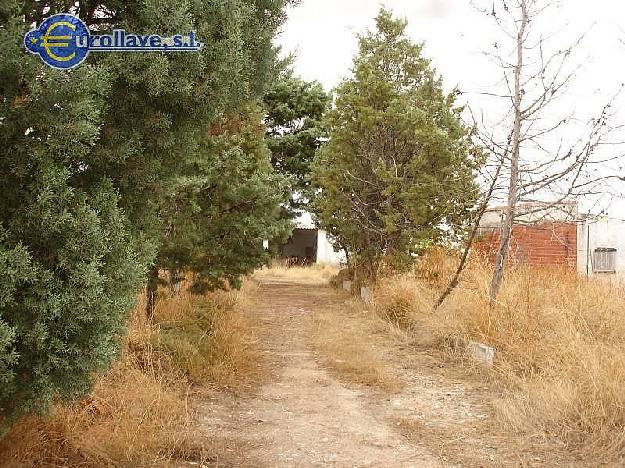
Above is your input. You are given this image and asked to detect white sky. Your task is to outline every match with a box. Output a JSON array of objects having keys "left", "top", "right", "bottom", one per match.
[{"left": 276, "top": 0, "right": 625, "bottom": 217}]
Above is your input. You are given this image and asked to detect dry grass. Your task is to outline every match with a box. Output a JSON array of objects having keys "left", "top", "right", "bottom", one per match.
[
  {"left": 152, "top": 281, "right": 261, "bottom": 388},
  {"left": 373, "top": 275, "right": 436, "bottom": 330},
  {"left": 370, "top": 250, "right": 625, "bottom": 462},
  {"left": 0, "top": 280, "right": 259, "bottom": 467},
  {"left": 393, "top": 416, "right": 485, "bottom": 466},
  {"left": 254, "top": 262, "right": 339, "bottom": 284},
  {"left": 309, "top": 300, "right": 402, "bottom": 392}
]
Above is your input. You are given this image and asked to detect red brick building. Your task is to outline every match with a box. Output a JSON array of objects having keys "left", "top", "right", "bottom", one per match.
[
  {"left": 476, "top": 202, "right": 578, "bottom": 269},
  {"left": 476, "top": 223, "right": 578, "bottom": 268}
]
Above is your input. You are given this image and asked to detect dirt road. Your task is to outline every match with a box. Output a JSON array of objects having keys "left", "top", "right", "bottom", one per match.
[{"left": 198, "top": 277, "right": 577, "bottom": 467}]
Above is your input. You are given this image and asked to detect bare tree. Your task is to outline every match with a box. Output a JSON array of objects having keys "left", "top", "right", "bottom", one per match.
[
  {"left": 472, "top": 0, "right": 623, "bottom": 300},
  {"left": 434, "top": 147, "right": 505, "bottom": 310}
]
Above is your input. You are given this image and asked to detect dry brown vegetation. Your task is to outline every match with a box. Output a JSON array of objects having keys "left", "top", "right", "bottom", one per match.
[
  {"left": 254, "top": 262, "right": 339, "bottom": 284},
  {"left": 309, "top": 301, "right": 402, "bottom": 392},
  {"left": 369, "top": 248, "right": 625, "bottom": 462},
  {"left": 5, "top": 254, "right": 624, "bottom": 465},
  {"left": 0, "top": 281, "right": 259, "bottom": 467}
]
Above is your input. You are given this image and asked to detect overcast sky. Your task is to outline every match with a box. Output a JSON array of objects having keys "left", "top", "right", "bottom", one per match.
[{"left": 276, "top": 0, "right": 625, "bottom": 217}]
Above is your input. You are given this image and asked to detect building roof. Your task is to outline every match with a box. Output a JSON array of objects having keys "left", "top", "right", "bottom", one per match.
[{"left": 480, "top": 201, "right": 579, "bottom": 228}]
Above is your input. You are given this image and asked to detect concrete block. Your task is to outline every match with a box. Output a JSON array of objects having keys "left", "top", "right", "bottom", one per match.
[
  {"left": 360, "top": 286, "right": 371, "bottom": 303},
  {"left": 342, "top": 280, "right": 352, "bottom": 292},
  {"left": 468, "top": 341, "right": 495, "bottom": 366}
]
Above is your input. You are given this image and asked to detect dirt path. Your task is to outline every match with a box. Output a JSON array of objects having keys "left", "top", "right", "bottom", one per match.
[{"left": 197, "top": 278, "right": 576, "bottom": 467}]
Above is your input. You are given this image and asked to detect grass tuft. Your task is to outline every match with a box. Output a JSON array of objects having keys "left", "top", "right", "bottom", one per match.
[{"left": 309, "top": 300, "right": 403, "bottom": 392}]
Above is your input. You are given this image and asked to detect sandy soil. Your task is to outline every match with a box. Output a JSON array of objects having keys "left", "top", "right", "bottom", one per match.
[{"left": 195, "top": 278, "right": 580, "bottom": 468}]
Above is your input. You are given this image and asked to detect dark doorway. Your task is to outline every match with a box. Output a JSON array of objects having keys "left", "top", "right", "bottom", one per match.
[{"left": 280, "top": 228, "right": 318, "bottom": 265}]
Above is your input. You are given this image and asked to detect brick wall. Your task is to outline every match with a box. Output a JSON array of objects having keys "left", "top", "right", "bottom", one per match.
[{"left": 476, "top": 222, "right": 577, "bottom": 268}]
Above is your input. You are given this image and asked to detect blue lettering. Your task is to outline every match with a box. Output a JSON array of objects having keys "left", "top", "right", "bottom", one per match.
[
  {"left": 76, "top": 35, "right": 89, "bottom": 48},
  {"left": 125, "top": 35, "right": 138, "bottom": 48},
  {"left": 113, "top": 30, "right": 125, "bottom": 48},
  {"left": 99, "top": 35, "right": 112, "bottom": 48}
]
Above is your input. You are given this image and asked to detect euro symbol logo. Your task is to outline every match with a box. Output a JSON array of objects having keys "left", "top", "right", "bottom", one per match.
[
  {"left": 42, "top": 21, "right": 76, "bottom": 62},
  {"left": 25, "top": 14, "right": 91, "bottom": 70}
]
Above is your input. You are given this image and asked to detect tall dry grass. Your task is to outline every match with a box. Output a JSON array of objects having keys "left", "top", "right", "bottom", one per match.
[
  {"left": 152, "top": 281, "right": 260, "bottom": 388},
  {"left": 254, "top": 262, "right": 339, "bottom": 284},
  {"left": 0, "top": 280, "right": 259, "bottom": 467},
  {"left": 371, "top": 249, "right": 625, "bottom": 461}
]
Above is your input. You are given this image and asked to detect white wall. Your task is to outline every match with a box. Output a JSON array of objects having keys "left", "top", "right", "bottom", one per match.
[
  {"left": 316, "top": 230, "right": 346, "bottom": 265},
  {"left": 577, "top": 217, "right": 625, "bottom": 281}
]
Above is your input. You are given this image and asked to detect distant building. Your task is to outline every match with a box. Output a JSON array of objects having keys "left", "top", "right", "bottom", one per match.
[
  {"left": 477, "top": 202, "right": 578, "bottom": 268},
  {"left": 477, "top": 202, "right": 625, "bottom": 280},
  {"left": 577, "top": 216, "right": 625, "bottom": 280},
  {"left": 277, "top": 214, "right": 346, "bottom": 265}
]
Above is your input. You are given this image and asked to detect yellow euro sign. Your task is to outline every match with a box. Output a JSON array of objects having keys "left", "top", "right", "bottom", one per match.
[{"left": 42, "top": 21, "right": 76, "bottom": 62}]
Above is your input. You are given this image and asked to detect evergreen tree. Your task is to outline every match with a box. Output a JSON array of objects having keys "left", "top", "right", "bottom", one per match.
[
  {"left": 0, "top": 2, "right": 144, "bottom": 424},
  {"left": 158, "top": 105, "right": 292, "bottom": 295},
  {"left": 19, "top": 0, "right": 291, "bottom": 310},
  {"left": 71, "top": 0, "right": 292, "bottom": 313},
  {"left": 312, "top": 9, "right": 480, "bottom": 280},
  {"left": 82, "top": 0, "right": 291, "bottom": 240},
  {"left": 0, "top": 0, "right": 291, "bottom": 423},
  {"left": 264, "top": 75, "right": 329, "bottom": 213}
]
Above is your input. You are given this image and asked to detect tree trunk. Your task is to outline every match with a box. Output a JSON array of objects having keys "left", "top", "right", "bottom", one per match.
[
  {"left": 434, "top": 150, "right": 505, "bottom": 310},
  {"left": 489, "top": 1, "right": 528, "bottom": 301},
  {"left": 146, "top": 265, "right": 159, "bottom": 320},
  {"left": 342, "top": 245, "right": 350, "bottom": 265},
  {"left": 169, "top": 268, "right": 183, "bottom": 296}
]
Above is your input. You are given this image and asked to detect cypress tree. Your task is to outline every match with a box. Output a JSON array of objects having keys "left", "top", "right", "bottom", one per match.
[
  {"left": 264, "top": 75, "right": 329, "bottom": 214},
  {"left": 312, "top": 9, "right": 480, "bottom": 280},
  {"left": 158, "top": 105, "right": 292, "bottom": 294}
]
